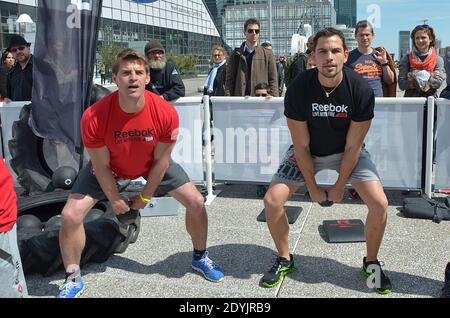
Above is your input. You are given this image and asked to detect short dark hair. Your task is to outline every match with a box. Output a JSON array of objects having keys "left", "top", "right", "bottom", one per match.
[
  {"left": 355, "top": 20, "right": 374, "bottom": 37},
  {"left": 313, "top": 27, "right": 347, "bottom": 52},
  {"left": 112, "top": 48, "right": 149, "bottom": 75},
  {"left": 255, "top": 82, "right": 269, "bottom": 90},
  {"left": 244, "top": 18, "right": 260, "bottom": 32},
  {"left": 411, "top": 24, "right": 436, "bottom": 49}
]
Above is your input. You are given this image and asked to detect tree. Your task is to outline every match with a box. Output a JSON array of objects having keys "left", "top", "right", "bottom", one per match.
[
  {"left": 97, "top": 45, "right": 127, "bottom": 80},
  {"left": 166, "top": 55, "right": 198, "bottom": 76}
]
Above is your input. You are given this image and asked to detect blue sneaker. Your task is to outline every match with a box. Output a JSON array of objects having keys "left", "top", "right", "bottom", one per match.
[
  {"left": 191, "top": 252, "right": 224, "bottom": 282},
  {"left": 57, "top": 278, "right": 85, "bottom": 298}
]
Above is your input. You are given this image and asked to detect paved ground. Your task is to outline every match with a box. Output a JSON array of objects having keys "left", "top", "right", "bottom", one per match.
[{"left": 25, "top": 184, "right": 449, "bottom": 298}]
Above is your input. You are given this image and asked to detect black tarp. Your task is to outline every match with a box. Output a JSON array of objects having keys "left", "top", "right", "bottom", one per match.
[{"left": 30, "top": 0, "right": 102, "bottom": 149}]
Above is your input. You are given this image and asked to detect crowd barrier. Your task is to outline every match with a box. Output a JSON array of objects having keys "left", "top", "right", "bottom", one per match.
[
  {"left": 0, "top": 98, "right": 205, "bottom": 186},
  {"left": 1, "top": 95, "right": 448, "bottom": 201},
  {"left": 435, "top": 98, "right": 450, "bottom": 191},
  {"left": 211, "top": 96, "right": 426, "bottom": 191}
]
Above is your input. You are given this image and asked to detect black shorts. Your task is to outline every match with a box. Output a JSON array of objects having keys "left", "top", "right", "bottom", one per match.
[{"left": 71, "top": 159, "right": 190, "bottom": 201}]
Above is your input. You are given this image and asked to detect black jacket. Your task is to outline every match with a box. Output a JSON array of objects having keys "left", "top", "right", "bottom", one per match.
[
  {"left": 7, "top": 55, "right": 33, "bottom": 101},
  {"left": 146, "top": 61, "right": 185, "bottom": 101},
  {"left": 0, "top": 65, "right": 9, "bottom": 98}
]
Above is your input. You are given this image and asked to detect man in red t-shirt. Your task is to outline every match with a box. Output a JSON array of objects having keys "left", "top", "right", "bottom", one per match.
[
  {"left": 57, "top": 49, "right": 224, "bottom": 298},
  {"left": 0, "top": 160, "right": 28, "bottom": 297}
]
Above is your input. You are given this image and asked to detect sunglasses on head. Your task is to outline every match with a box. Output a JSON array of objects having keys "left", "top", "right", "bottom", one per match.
[
  {"left": 255, "top": 93, "right": 267, "bottom": 97},
  {"left": 11, "top": 46, "right": 26, "bottom": 53},
  {"left": 247, "top": 29, "right": 260, "bottom": 34}
]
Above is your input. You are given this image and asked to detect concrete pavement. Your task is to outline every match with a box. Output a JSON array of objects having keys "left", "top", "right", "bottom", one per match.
[{"left": 25, "top": 184, "right": 450, "bottom": 298}]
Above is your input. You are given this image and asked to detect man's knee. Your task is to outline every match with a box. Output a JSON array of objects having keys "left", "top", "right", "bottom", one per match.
[
  {"left": 184, "top": 191, "right": 205, "bottom": 213},
  {"left": 61, "top": 205, "right": 88, "bottom": 226},
  {"left": 368, "top": 195, "right": 388, "bottom": 216},
  {"left": 264, "top": 189, "right": 286, "bottom": 215}
]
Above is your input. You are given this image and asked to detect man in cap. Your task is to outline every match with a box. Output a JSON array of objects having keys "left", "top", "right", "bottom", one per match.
[
  {"left": 5, "top": 35, "right": 33, "bottom": 102},
  {"left": 144, "top": 40, "right": 185, "bottom": 101}
]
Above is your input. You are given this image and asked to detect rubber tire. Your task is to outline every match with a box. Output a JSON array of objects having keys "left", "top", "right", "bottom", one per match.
[{"left": 8, "top": 104, "right": 52, "bottom": 194}]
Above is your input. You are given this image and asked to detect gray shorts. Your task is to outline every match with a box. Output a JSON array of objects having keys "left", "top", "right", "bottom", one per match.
[
  {"left": 0, "top": 224, "right": 28, "bottom": 298},
  {"left": 271, "top": 145, "right": 380, "bottom": 186},
  {"left": 71, "top": 159, "right": 190, "bottom": 200}
]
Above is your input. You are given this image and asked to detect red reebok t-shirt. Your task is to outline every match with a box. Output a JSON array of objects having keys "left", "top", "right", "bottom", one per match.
[
  {"left": 0, "top": 160, "right": 17, "bottom": 232},
  {"left": 81, "top": 90, "right": 179, "bottom": 179}
]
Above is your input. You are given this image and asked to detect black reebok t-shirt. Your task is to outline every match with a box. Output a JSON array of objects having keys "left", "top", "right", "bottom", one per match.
[{"left": 284, "top": 66, "right": 375, "bottom": 156}]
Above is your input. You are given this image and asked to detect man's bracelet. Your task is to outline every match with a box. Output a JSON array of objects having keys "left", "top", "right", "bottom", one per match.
[{"left": 139, "top": 193, "right": 152, "bottom": 204}]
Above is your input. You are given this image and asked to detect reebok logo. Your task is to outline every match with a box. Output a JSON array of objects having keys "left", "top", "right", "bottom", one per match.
[
  {"left": 311, "top": 103, "right": 348, "bottom": 118},
  {"left": 114, "top": 128, "right": 155, "bottom": 144}
]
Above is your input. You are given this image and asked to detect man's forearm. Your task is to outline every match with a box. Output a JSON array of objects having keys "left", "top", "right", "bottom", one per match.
[
  {"left": 295, "top": 147, "right": 318, "bottom": 193},
  {"left": 335, "top": 145, "right": 362, "bottom": 188},
  {"left": 93, "top": 165, "right": 123, "bottom": 202},
  {"left": 141, "top": 160, "right": 170, "bottom": 199}
]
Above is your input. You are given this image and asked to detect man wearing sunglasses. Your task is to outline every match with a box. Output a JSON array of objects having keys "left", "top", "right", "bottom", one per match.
[
  {"left": 225, "top": 18, "right": 278, "bottom": 97},
  {"left": 5, "top": 35, "right": 33, "bottom": 102}
]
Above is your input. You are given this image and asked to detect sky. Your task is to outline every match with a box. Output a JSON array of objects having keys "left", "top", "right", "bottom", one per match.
[{"left": 356, "top": 0, "right": 450, "bottom": 59}]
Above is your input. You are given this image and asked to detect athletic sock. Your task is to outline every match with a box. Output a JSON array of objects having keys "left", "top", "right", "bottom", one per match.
[
  {"left": 193, "top": 249, "right": 206, "bottom": 260},
  {"left": 65, "top": 269, "right": 81, "bottom": 283}
]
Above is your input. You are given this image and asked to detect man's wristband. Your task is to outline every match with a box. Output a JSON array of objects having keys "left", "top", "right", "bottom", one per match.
[{"left": 139, "top": 193, "right": 152, "bottom": 204}]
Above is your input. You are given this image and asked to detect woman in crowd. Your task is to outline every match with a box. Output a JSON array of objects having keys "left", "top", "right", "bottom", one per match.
[
  {"left": 398, "top": 24, "right": 446, "bottom": 97},
  {"left": 0, "top": 50, "right": 15, "bottom": 100}
]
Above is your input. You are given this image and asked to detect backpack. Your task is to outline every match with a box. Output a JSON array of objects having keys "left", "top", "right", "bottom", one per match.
[{"left": 402, "top": 195, "right": 450, "bottom": 223}]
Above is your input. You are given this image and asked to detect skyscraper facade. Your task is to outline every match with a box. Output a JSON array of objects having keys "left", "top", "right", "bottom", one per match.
[
  {"left": 399, "top": 30, "right": 411, "bottom": 60},
  {"left": 334, "top": 0, "right": 356, "bottom": 28}
]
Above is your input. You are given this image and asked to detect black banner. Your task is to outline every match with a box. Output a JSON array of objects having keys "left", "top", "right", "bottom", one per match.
[{"left": 30, "top": 0, "right": 102, "bottom": 149}]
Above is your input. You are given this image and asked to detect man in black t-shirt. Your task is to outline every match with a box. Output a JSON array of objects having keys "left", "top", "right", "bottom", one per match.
[{"left": 260, "top": 28, "right": 392, "bottom": 295}]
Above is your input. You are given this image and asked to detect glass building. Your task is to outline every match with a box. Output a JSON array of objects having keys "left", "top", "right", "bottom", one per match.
[
  {"left": 0, "top": 0, "right": 221, "bottom": 72},
  {"left": 399, "top": 30, "right": 410, "bottom": 61},
  {"left": 334, "top": 0, "right": 356, "bottom": 28},
  {"left": 223, "top": 0, "right": 336, "bottom": 56}
]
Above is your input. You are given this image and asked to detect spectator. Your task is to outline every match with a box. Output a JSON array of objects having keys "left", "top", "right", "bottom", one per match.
[
  {"left": 276, "top": 55, "right": 286, "bottom": 96},
  {"left": 398, "top": 24, "right": 446, "bottom": 97},
  {"left": 144, "top": 40, "right": 185, "bottom": 101},
  {"left": 99, "top": 63, "right": 106, "bottom": 85},
  {"left": 261, "top": 41, "right": 285, "bottom": 96},
  {"left": 204, "top": 46, "right": 227, "bottom": 96},
  {"left": 225, "top": 18, "right": 278, "bottom": 97},
  {"left": 0, "top": 50, "right": 15, "bottom": 99},
  {"left": 0, "top": 160, "right": 28, "bottom": 298},
  {"left": 346, "top": 20, "right": 396, "bottom": 97},
  {"left": 5, "top": 35, "right": 33, "bottom": 102}
]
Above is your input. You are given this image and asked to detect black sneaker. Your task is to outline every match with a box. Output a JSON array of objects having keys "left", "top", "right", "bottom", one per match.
[
  {"left": 440, "top": 262, "right": 450, "bottom": 298},
  {"left": 362, "top": 257, "right": 392, "bottom": 294},
  {"left": 260, "top": 254, "right": 295, "bottom": 288}
]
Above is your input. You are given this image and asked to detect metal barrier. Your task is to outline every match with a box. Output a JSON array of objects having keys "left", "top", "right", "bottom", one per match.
[
  {"left": 434, "top": 98, "right": 450, "bottom": 192},
  {"left": 210, "top": 96, "right": 428, "bottom": 192},
  {"left": 0, "top": 98, "right": 205, "bottom": 184}
]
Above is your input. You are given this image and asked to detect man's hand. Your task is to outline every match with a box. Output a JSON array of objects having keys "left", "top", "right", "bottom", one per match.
[
  {"left": 308, "top": 187, "right": 328, "bottom": 203},
  {"left": 373, "top": 48, "right": 388, "bottom": 65},
  {"left": 327, "top": 185, "right": 345, "bottom": 203},
  {"left": 111, "top": 198, "right": 131, "bottom": 215},
  {"left": 130, "top": 194, "right": 148, "bottom": 210}
]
